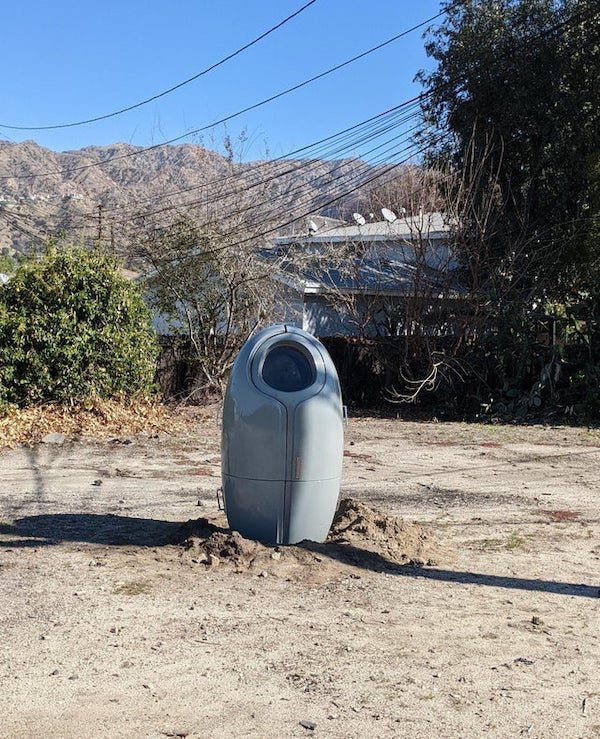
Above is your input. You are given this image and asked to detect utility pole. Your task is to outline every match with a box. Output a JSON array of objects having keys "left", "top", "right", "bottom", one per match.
[{"left": 97, "top": 203, "right": 103, "bottom": 242}]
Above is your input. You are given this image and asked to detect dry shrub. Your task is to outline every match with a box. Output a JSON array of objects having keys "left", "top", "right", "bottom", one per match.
[{"left": 0, "top": 397, "right": 197, "bottom": 448}]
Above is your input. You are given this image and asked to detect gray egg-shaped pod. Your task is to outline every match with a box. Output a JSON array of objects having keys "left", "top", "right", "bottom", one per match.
[{"left": 221, "top": 324, "right": 344, "bottom": 545}]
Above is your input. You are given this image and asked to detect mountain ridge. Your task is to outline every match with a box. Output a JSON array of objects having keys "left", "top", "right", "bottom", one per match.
[{"left": 0, "top": 139, "right": 368, "bottom": 257}]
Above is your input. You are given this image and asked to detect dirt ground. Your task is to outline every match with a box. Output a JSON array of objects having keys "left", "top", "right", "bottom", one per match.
[{"left": 0, "top": 415, "right": 599, "bottom": 738}]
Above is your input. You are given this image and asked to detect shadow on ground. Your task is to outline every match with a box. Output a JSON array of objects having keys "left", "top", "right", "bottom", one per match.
[
  {"left": 0, "top": 512, "right": 199, "bottom": 547},
  {"left": 1, "top": 512, "right": 597, "bottom": 599},
  {"left": 301, "top": 541, "right": 600, "bottom": 600}
]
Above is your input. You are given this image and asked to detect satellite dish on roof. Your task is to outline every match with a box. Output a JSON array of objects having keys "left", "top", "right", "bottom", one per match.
[
  {"left": 353, "top": 212, "right": 366, "bottom": 226},
  {"left": 308, "top": 219, "right": 319, "bottom": 234},
  {"left": 381, "top": 207, "right": 397, "bottom": 223}
]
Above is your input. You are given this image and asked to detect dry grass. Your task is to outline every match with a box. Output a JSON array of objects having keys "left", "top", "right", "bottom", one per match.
[{"left": 0, "top": 397, "right": 202, "bottom": 449}]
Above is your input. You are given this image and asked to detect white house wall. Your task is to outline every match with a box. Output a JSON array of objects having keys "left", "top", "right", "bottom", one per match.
[
  {"left": 303, "top": 294, "right": 390, "bottom": 338},
  {"left": 270, "top": 282, "right": 305, "bottom": 329}
]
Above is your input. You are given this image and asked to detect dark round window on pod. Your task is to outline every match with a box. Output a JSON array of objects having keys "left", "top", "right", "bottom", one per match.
[{"left": 261, "top": 345, "right": 315, "bottom": 392}]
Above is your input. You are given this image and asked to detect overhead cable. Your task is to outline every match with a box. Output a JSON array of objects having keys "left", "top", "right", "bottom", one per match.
[
  {"left": 0, "top": 0, "right": 319, "bottom": 131},
  {"left": 0, "top": 6, "right": 453, "bottom": 182}
]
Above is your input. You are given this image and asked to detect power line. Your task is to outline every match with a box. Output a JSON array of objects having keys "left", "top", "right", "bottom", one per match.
[
  {"left": 65, "top": 2, "right": 600, "bottom": 229},
  {"left": 3, "top": 0, "right": 594, "bottom": 186},
  {"left": 132, "top": 133, "right": 449, "bottom": 262},
  {"left": 62, "top": 113, "right": 432, "bottom": 244},
  {"left": 91, "top": 100, "right": 422, "bottom": 216},
  {"left": 4, "top": 2, "right": 597, "bottom": 249},
  {"left": 106, "top": 130, "right": 418, "bottom": 231},
  {"left": 0, "top": 0, "right": 319, "bottom": 131},
  {"left": 101, "top": 105, "right": 423, "bottom": 223},
  {"left": 0, "top": 207, "right": 49, "bottom": 244},
  {"left": 0, "top": 6, "right": 454, "bottom": 182},
  {"left": 66, "top": 120, "right": 426, "bottom": 243},
  {"left": 229, "top": 142, "right": 442, "bottom": 250},
  {"left": 2, "top": 101, "right": 425, "bottom": 244}
]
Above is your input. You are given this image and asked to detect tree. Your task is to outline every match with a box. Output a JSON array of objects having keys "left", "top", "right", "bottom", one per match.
[
  {"left": 127, "top": 133, "right": 337, "bottom": 399},
  {"left": 139, "top": 218, "right": 280, "bottom": 397},
  {"left": 418, "top": 0, "right": 600, "bottom": 292},
  {"left": 0, "top": 246, "right": 157, "bottom": 405},
  {"left": 352, "top": 165, "right": 445, "bottom": 221},
  {"left": 0, "top": 252, "right": 18, "bottom": 276},
  {"left": 137, "top": 212, "right": 296, "bottom": 397},
  {"left": 397, "top": 0, "right": 600, "bottom": 418}
]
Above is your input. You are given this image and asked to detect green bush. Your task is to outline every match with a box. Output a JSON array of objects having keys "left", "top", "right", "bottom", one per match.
[
  {"left": 0, "top": 253, "right": 17, "bottom": 275},
  {"left": 0, "top": 247, "right": 158, "bottom": 405}
]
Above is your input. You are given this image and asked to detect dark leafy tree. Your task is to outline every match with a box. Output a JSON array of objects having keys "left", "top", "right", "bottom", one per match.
[{"left": 418, "top": 0, "right": 600, "bottom": 292}]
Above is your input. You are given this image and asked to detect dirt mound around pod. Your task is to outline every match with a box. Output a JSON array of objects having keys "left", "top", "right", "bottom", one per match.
[
  {"left": 175, "top": 498, "right": 448, "bottom": 580},
  {"left": 327, "top": 498, "right": 445, "bottom": 567},
  {"left": 179, "top": 520, "right": 268, "bottom": 568}
]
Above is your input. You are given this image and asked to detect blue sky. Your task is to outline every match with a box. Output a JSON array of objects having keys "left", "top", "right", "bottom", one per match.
[{"left": 0, "top": 0, "right": 444, "bottom": 160}]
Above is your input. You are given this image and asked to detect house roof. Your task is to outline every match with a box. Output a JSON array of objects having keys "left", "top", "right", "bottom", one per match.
[
  {"left": 264, "top": 212, "right": 463, "bottom": 298},
  {"left": 264, "top": 249, "right": 464, "bottom": 298},
  {"left": 274, "top": 212, "right": 451, "bottom": 245}
]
